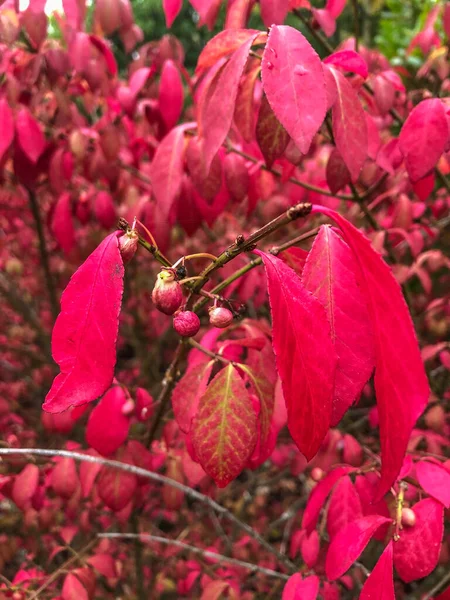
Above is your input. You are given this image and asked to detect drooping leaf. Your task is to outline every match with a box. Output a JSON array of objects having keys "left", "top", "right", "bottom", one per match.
[
  {"left": 255, "top": 250, "right": 337, "bottom": 460},
  {"left": 256, "top": 93, "right": 290, "bottom": 168},
  {"left": 191, "top": 364, "right": 258, "bottom": 487},
  {"left": 0, "top": 98, "right": 14, "bottom": 163},
  {"left": 311, "top": 206, "right": 430, "bottom": 499},
  {"left": 261, "top": 25, "right": 326, "bottom": 154},
  {"left": 393, "top": 498, "right": 444, "bottom": 582},
  {"left": 415, "top": 460, "right": 450, "bottom": 508},
  {"left": 200, "top": 32, "right": 258, "bottom": 172},
  {"left": 360, "top": 541, "right": 395, "bottom": 600},
  {"left": 85, "top": 386, "right": 130, "bottom": 456},
  {"left": 282, "top": 574, "right": 320, "bottom": 600},
  {"left": 326, "top": 147, "right": 351, "bottom": 194},
  {"left": 327, "top": 66, "right": 368, "bottom": 182},
  {"left": 323, "top": 50, "right": 368, "bottom": 78},
  {"left": 302, "top": 226, "right": 375, "bottom": 425},
  {"left": 150, "top": 123, "right": 190, "bottom": 219},
  {"left": 325, "top": 515, "right": 391, "bottom": 580},
  {"left": 326, "top": 475, "right": 363, "bottom": 540},
  {"left": 399, "top": 99, "right": 448, "bottom": 182},
  {"left": 43, "top": 233, "right": 124, "bottom": 413},
  {"left": 260, "top": 0, "right": 289, "bottom": 27},
  {"left": 15, "top": 108, "right": 46, "bottom": 164},
  {"left": 196, "top": 29, "right": 262, "bottom": 72},
  {"left": 159, "top": 59, "right": 184, "bottom": 131},
  {"left": 162, "top": 0, "right": 182, "bottom": 27},
  {"left": 51, "top": 192, "right": 75, "bottom": 256},
  {"left": 172, "top": 361, "right": 214, "bottom": 433}
]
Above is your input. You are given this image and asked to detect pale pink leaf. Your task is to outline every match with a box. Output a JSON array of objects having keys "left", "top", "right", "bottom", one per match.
[{"left": 261, "top": 25, "right": 326, "bottom": 154}]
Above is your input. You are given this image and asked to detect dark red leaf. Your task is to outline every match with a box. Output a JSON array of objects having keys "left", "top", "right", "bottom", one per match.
[
  {"left": 393, "top": 499, "right": 444, "bottom": 582},
  {"left": 326, "top": 147, "right": 351, "bottom": 194},
  {"left": 360, "top": 541, "right": 395, "bottom": 600},
  {"left": 97, "top": 463, "right": 137, "bottom": 512},
  {"left": 44, "top": 233, "right": 124, "bottom": 413},
  {"left": 256, "top": 250, "right": 337, "bottom": 460},
  {"left": 256, "top": 93, "right": 290, "bottom": 168},
  {"left": 261, "top": 25, "right": 326, "bottom": 154},
  {"left": 326, "top": 515, "right": 391, "bottom": 580},
  {"left": 311, "top": 206, "right": 430, "bottom": 499}
]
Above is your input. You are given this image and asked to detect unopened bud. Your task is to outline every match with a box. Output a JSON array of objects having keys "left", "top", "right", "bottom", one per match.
[
  {"left": 152, "top": 269, "right": 183, "bottom": 315},
  {"left": 209, "top": 306, "right": 233, "bottom": 329},
  {"left": 173, "top": 310, "right": 200, "bottom": 337},
  {"left": 118, "top": 231, "right": 138, "bottom": 264}
]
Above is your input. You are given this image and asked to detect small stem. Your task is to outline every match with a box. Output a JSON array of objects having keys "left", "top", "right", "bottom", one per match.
[
  {"left": 136, "top": 219, "right": 158, "bottom": 248},
  {"left": 118, "top": 218, "right": 171, "bottom": 268},
  {"left": 184, "top": 253, "right": 218, "bottom": 261},
  {"left": 28, "top": 190, "right": 59, "bottom": 321},
  {"left": 178, "top": 276, "right": 205, "bottom": 285},
  {"left": 188, "top": 339, "right": 233, "bottom": 365}
]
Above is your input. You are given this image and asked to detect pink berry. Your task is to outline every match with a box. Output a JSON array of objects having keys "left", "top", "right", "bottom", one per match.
[
  {"left": 118, "top": 231, "right": 138, "bottom": 264},
  {"left": 310, "top": 467, "right": 324, "bottom": 482},
  {"left": 152, "top": 269, "right": 183, "bottom": 315},
  {"left": 401, "top": 507, "right": 416, "bottom": 527},
  {"left": 173, "top": 310, "right": 200, "bottom": 337},
  {"left": 209, "top": 306, "right": 233, "bottom": 328}
]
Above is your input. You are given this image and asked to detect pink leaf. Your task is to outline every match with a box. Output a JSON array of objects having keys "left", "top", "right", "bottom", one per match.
[
  {"left": 255, "top": 250, "right": 337, "bottom": 460},
  {"left": 415, "top": 460, "right": 450, "bottom": 508},
  {"left": 15, "top": 108, "right": 46, "bottom": 164},
  {"left": 326, "top": 475, "right": 363, "bottom": 540},
  {"left": 327, "top": 66, "right": 368, "bottom": 182},
  {"left": 196, "top": 29, "right": 263, "bottom": 72},
  {"left": 399, "top": 99, "right": 448, "bottom": 182},
  {"left": 326, "top": 514, "right": 391, "bottom": 580},
  {"left": 282, "top": 574, "right": 320, "bottom": 600},
  {"left": 51, "top": 192, "right": 75, "bottom": 256},
  {"left": 326, "top": 148, "right": 351, "bottom": 194},
  {"left": 150, "top": 124, "right": 189, "bottom": 220},
  {"left": 172, "top": 361, "right": 214, "bottom": 433},
  {"left": 86, "top": 386, "right": 130, "bottom": 456},
  {"left": 301, "top": 530, "right": 320, "bottom": 568},
  {"left": 44, "top": 233, "right": 124, "bottom": 413},
  {"left": 324, "top": 50, "right": 368, "bottom": 78},
  {"left": 256, "top": 93, "right": 290, "bottom": 169},
  {"left": 88, "top": 35, "right": 117, "bottom": 76},
  {"left": 261, "top": 25, "right": 326, "bottom": 154},
  {"left": 129, "top": 67, "right": 153, "bottom": 98},
  {"left": 0, "top": 98, "right": 14, "bottom": 163},
  {"left": 260, "top": 0, "right": 289, "bottom": 27},
  {"left": 393, "top": 499, "right": 444, "bottom": 582},
  {"left": 159, "top": 59, "right": 184, "bottom": 131},
  {"left": 360, "top": 541, "right": 395, "bottom": 600},
  {"left": 302, "top": 226, "right": 375, "bottom": 425},
  {"left": 97, "top": 460, "right": 137, "bottom": 512},
  {"left": 94, "top": 191, "right": 117, "bottom": 229},
  {"left": 311, "top": 206, "right": 430, "bottom": 499},
  {"left": 51, "top": 458, "right": 79, "bottom": 499},
  {"left": 12, "top": 464, "right": 39, "bottom": 510},
  {"left": 200, "top": 32, "right": 258, "bottom": 171},
  {"left": 163, "top": 0, "right": 182, "bottom": 27}
]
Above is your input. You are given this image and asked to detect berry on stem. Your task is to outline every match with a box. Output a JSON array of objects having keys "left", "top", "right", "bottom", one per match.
[
  {"left": 209, "top": 306, "right": 233, "bottom": 328},
  {"left": 152, "top": 268, "right": 183, "bottom": 315},
  {"left": 173, "top": 310, "right": 201, "bottom": 337}
]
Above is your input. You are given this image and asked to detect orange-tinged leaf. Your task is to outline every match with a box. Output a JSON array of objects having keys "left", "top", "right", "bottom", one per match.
[
  {"left": 172, "top": 361, "right": 214, "bottom": 433},
  {"left": 196, "top": 29, "right": 264, "bottom": 72},
  {"left": 191, "top": 364, "right": 257, "bottom": 487},
  {"left": 234, "top": 57, "right": 261, "bottom": 143}
]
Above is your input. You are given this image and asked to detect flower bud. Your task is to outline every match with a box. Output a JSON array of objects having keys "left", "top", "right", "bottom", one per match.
[
  {"left": 173, "top": 310, "right": 200, "bottom": 337},
  {"left": 152, "top": 269, "right": 183, "bottom": 315},
  {"left": 118, "top": 231, "right": 138, "bottom": 264},
  {"left": 209, "top": 306, "right": 233, "bottom": 329}
]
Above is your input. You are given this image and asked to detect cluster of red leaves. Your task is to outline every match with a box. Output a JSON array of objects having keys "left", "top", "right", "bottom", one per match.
[{"left": 1, "top": 0, "right": 450, "bottom": 599}]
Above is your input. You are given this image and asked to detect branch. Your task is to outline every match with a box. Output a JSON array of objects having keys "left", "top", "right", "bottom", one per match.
[
  {"left": 98, "top": 533, "right": 290, "bottom": 581},
  {"left": 421, "top": 569, "right": 450, "bottom": 600},
  {"left": 28, "top": 190, "right": 59, "bottom": 321},
  {"left": 0, "top": 448, "right": 296, "bottom": 573}
]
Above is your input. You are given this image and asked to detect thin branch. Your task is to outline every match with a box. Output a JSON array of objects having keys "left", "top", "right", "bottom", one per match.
[
  {"left": 118, "top": 218, "right": 172, "bottom": 268},
  {"left": 28, "top": 190, "right": 59, "bottom": 321},
  {"left": 421, "top": 569, "right": 450, "bottom": 600},
  {"left": 98, "top": 533, "right": 290, "bottom": 581},
  {"left": 188, "top": 339, "right": 233, "bottom": 365},
  {"left": 0, "top": 447, "right": 296, "bottom": 573}
]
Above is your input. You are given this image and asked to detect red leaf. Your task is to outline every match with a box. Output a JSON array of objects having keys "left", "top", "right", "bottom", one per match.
[
  {"left": 163, "top": 0, "right": 182, "bottom": 27},
  {"left": 94, "top": 191, "right": 117, "bottom": 229},
  {"left": 311, "top": 206, "right": 429, "bottom": 499},
  {"left": 200, "top": 32, "right": 258, "bottom": 172},
  {"left": 234, "top": 58, "right": 261, "bottom": 143},
  {"left": 51, "top": 192, "right": 75, "bottom": 256},
  {"left": 12, "top": 464, "right": 39, "bottom": 510},
  {"left": 0, "top": 98, "right": 14, "bottom": 162},
  {"left": 159, "top": 59, "right": 184, "bottom": 131},
  {"left": 129, "top": 67, "right": 153, "bottom": 98},
  {"left": 282, "top": 574, "right": 320, "bottom": 600},
  {"left": 393, "top": 499, "right": 444, "bottom": 582},
  {"left": 51, "top": 458, "right": 79, "bottom": 499},
  {"left": 261, "top": 25, "right": 326, "bottom": 154},
  {"left": 302, "top": 466, "right": 353, "bottom": 532},
  {"left": 223, "top": 152, "right": 249, "bottom": 200},
  {"left": 326, "top": 515, "right": 391, "bottom": 580},
  {"left": 97, "top": 463, "right": 137, "bottom": 512},
  {"left": 326, "top": 148, "right": 351, "bottom": 194},
  {"left": 416, "top": 460, "right": 450, "bottom": 507},
  {"left": 256, "top": 93, "right": 290, "bottom": 168},
  {"left": 191, "top": 364, "right": 258, "bottom": 487},
  {"left": 301, "top": 530, "right": 320, "bottom": 568},
  {"left": 399, "top": 99, "right": 448, "bottom": 182},
  {"left": 323, "top": 50, "right": 368, "bottom": 78},
  {"left": 200, "top": 580, "right": 230, "bottom": 600},
  {"left": 302, "top": 226, "right": 375, "bottom": 425},
  {"left": 86, "top": 386, "right": 130, "bottom": 456},
  {"left": 44, "top": 233, "right": 124, "bottom": 413},
  {"left": 15, "top": 108, "right": 46, "bottom": 164},
  {"left": 62, "top": 573, "right": 89, "bottom": 600},
  {"left": 172, "top": 361, "right": 214, "bottom": 433},
  {"left": 196, "top": 29, "right": 262, "bottom": 72},
  {"left": 260, "top": 0, "right": 289, "bottom": 27},
  {"left": 79, "top": 449, "right": 102, "bottom": 498},
  {"left": 360, "top": 541, "right": 395, "bottom": 600},
  {"left": 150, "top": 123, "right": 189, "bottom": 220},
  {"left": 326, "top": 475, "right": 363, "bottom": 540},
  {"left": 256, "top": 250, "right": 337, "bottom": 460},
  {"left": 327, "top": 66, "right": 368, "bottom": 182}
]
